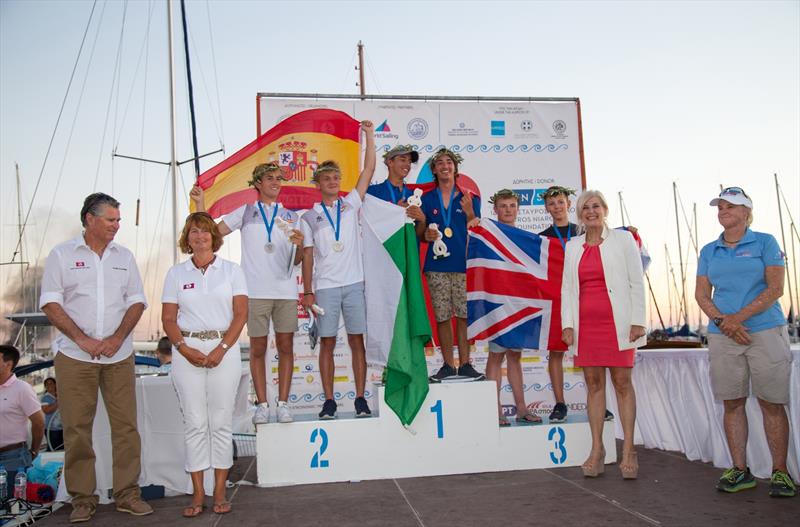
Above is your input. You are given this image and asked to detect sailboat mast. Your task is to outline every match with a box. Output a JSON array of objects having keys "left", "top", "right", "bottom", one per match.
[
  {"left": 774, "top": 173, "right": 796, "bottom": 322},
  {"left": 693, "top": 202, "right": 702, "bottom": 329},
  {"left": 673, "top": 182, "right": 689, "bottom": 328},
  {"left": 357, "top": 41, "right": 366, "bottom": 99},
  {"left": 167, "top": 0, "right": 179, "bottom": 264}
]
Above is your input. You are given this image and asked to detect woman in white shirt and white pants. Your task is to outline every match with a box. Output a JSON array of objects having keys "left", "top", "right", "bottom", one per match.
[{"left": 162, "top": 212, "right": 248, "bottom": 517}]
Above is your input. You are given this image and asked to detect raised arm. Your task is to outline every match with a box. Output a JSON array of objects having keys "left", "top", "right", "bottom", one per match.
[
  {"left": 190, "top": 185, "right": 232, "bottom": 236},
  {"left": 354, "top": 121, "right": 376, "bottom": 199}
]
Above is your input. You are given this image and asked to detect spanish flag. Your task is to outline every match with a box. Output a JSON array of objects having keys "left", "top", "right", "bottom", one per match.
[{"left": 194, "top": 109, "right": 361, "bottom": 216}]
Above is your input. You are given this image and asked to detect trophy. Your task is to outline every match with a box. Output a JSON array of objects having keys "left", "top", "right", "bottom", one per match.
[
  {"left": 275, "top": 216, "right": 298, "bottom": 277},
  {"left": 428, "top": 223, "right": 450, "bottom": 260},
  {"left": 405, "top": 188, "right": 423, "bottom": 224}
]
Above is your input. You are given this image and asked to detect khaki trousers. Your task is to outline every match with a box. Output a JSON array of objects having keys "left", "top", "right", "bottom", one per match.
[{"left": 54, "top": 353, "right": 141, "bottom": 506}]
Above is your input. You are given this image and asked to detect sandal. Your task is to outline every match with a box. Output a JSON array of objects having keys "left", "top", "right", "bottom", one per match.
[
  {"left": 499, "top": 416, "right": 511, "bottom": 427},
  {"left": 516, "top": 412, "right": 543, "bottom": 424},
  {"left": 582, "top": 447, "right": 606, "bottom": 477},
  {"left": 620, "top": 450, "right": 638, "bottom": 480},
  {"left": 182, "top": 504, "right": 205, "bottom": 518},
  {"left": 213, "top": 501, "right": 232, "bottom": 515}
]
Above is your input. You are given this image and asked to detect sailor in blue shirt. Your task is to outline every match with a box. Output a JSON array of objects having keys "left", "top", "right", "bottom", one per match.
[
  {"left": 367, "top": 145, "right": 425, "bottom": 224},
  {"left": 416, "top": 148, "right": 483, "bottom": 382},
  {"left": 694, "top": 186, "right": 795, "bottom": 497}
]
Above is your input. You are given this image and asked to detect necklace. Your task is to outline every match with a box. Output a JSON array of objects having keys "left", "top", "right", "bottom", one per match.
[
  {"left": 723, "top": 235, "right": 742, "bottom": 244},
  {"left": 193, "top": 255, "right": 215, "bottom": 274}
]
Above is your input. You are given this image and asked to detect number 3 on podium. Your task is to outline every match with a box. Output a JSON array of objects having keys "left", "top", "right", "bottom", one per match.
[{"left": 430, "top": 400, "right": 444, "bottom": 439}]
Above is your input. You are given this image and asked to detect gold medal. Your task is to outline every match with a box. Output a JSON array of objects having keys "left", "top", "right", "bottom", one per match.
[{"left": 444, "top": 227, "right": 453, "bottom": 238}]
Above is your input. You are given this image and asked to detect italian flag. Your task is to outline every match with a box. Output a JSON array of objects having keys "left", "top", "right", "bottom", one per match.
[{"left": 362, "top": 195, "right": 431, "bottom": 426}]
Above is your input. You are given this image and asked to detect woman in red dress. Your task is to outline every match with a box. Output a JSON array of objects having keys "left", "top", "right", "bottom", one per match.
[{"left": 561, "top": 190, "right": 647, "bottom": 479}]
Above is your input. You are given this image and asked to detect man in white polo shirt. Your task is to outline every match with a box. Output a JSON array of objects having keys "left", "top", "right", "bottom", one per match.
[
  {"left": 40, "top": 193, "right": 151, "bottom": 523},
  {"left": 300, "top": 120, "right": 375, "bottom": 420},
  {"left": 191, "top": 162, "right": 304, "bottom": 424}
]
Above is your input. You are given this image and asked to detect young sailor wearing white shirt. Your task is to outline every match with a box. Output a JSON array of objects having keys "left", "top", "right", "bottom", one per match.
[
  {"left": 161, "top": 212, "right": 248, "bottom": 517},
  {"left": 300, "top": 120, "right": 375, "bottom": 420},
  {"left": 191, "top": 163, "right": 304, "bottom": 425},
  {"left": 40, "top": 193, "right": 152, "bottom": 523}
]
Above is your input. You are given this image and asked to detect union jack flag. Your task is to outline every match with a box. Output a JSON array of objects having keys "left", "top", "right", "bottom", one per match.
[{"left": 467, "top": 219, "right": 566, "bottom": 351}]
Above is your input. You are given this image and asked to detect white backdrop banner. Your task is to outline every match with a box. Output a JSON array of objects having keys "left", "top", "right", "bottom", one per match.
[{"left": 257, "top": 96, "right": 586, "bottom": 417}]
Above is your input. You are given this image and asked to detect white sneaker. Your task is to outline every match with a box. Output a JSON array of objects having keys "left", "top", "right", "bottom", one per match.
[
  {"left": 276, "top": 401, "right": 293, "bottom": 423},
  {"left": 252, "top": 402, "right": 270, "bottom": 425}
]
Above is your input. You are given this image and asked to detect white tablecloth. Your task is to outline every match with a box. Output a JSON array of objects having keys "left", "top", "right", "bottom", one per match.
[
  {"left": 57, "top": 371, "right": 250, "bottom": 503},
  {"left": 606, "top": 348, "right": 799, "bottom": 479}
]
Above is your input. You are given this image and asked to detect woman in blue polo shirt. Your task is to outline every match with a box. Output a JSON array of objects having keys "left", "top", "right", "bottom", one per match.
[{"left": 695, "top": 187, "right": 795, "bottom": 498}]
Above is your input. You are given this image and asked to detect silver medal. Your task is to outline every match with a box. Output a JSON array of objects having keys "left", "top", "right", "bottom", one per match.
[
  {"left": 332, "top": 240, "right": 344, "bottom": 252},
  {"left": 264, "top": 243, "right": 275, "bottom": 253}
]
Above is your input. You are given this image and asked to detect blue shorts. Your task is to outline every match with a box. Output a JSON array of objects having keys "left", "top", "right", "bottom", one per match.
[{"left": 315, "top": 282, "right": 367, "bottom": 337}]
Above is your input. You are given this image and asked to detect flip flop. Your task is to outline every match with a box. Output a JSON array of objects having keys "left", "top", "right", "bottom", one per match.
[
  {"left": 213, "top": 501, "right": 232, "bottom": 515},
  {"left": 182, "top": 504, "right": 205, "bottom": 518},
  {"left": 516, "top": 412, "right": 543, "bottom": 424}
]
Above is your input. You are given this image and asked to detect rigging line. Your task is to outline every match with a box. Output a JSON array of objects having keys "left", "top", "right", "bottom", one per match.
[
  {"left": 110, "top": 0, "right": 129, "bottom": 195},
  {"left": 205, "top": 0, "right": 225, "bottom": 150},
  {"left": 34, "top": 0, "right": 107, "bottom": 269},
  {"left": 11, "top": 0, "right": 98, "bottom": 264},
  {"left": 339, "top": 47, "right": 358, "bottom": 94},
  {"left": 135, "top": 0, "right": 155, "bottom": 259},
  {"left": 188, "top": 28, "right": 223, "bottom": 145},
  {"left": 364, "top": 53, "right": 384, "bottom": 96},
  {"left": 143, "top": 167, "right": 170, "bottom": 333},
  {"left": 179, "top": 0, "right": 201, "bottom": 179},
  {"left": 115, "top": 0, "right": 157, "bottom": 152},
  {"left": 778, "top": 183, "right": 800, "bottom": 242},
  {"left": 675, "top": 188, "right": 698, "bottom": 253},
  {"left": 91, "top": 0, "right": 124, "bottom": 191}
]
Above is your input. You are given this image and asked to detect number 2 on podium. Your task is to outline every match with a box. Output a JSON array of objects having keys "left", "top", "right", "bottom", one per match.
[
  {"left": 310, "top": 428, "right": 329, "bottom": 468},
  {"left": 430, "top": 400, "right": 444, "bottom": 439}
]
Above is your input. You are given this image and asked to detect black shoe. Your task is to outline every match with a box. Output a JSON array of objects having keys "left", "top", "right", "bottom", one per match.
[
  {"left": 319, "top": 399, "right": 337, "bottom": 420},
  {"left": 769, "top": 469, "right": 797, "bottom": 497},
  {"left": 457, "top": 363, "right": 486, "bottom": 380},
  {"left": 549, "top": 402, "right": 568, "bottom": 423},
  {"left": 354, "top": 396, "right": 372, "bottom": 418},
  {"left": 604, "top": 409, "right": 614, "bottom": 421},
  {"left": 429, "top": 363, "right": 458, "bottom": 383},
  {"left": 716, "top": 467, "right": 756, "bottom": 493}
]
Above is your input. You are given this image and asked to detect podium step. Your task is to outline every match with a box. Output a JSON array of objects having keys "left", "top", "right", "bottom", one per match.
[{"left": 257, "top": 381, "right": 616, "bottom": 487}]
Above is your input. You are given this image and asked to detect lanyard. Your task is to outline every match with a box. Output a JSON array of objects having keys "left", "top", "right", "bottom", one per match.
[
  {"left": 321, "top": 199, "right": 342, "bottom": 241},
  {"left": 436, "top": 188, "right": 458, "bottom": 230},
  {"left": 385, "top": 180, "right": 409, "bottom": 205},
  {"left": 257, "top": 201, "right": 279, "bottom": 243},
  {"left": 553, "top": 224, "right": 571, "bottom": 250}
]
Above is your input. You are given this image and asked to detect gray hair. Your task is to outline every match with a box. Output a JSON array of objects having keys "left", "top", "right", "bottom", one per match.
[
  {"left": 575, "top": 189, "right": 609, "bottom": 230},
  {"left": 80, "top": 193, "right": 120, "bottom": 227}
]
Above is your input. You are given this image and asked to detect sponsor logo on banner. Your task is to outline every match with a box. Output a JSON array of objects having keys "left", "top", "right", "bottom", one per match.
[
  {"left": 376, "top": 119, "right": 399, "bottom": 139},
  {"left": 490, "top": 120, "right": 506, "bottom": 136},
  {"left": 448, "top": 121, "right": 478, "bottom": 137},
  {"left": 521, "top": 120, "right": 533, "bottom": 131},
  {"left": 551, "top": 120, "right": 568, "bottom": 139},
  {"left": 407, "top": 118, "right": 429, "bottom": 140},
  {"left": 513, "top": 188, "right": 551, "bottom": 206}
]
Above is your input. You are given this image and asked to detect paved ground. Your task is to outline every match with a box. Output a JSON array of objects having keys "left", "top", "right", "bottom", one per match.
[{"left": 38, "top": 441, "right": 799, "bottom": 527}]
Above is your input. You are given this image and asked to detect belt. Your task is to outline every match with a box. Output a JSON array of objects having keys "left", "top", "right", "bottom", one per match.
[
  {"left": 0, "top": 442, "right": 26, "bottom": 453},
  {"left": 180, "top": 330, "right": 227, "bottom": 341}
]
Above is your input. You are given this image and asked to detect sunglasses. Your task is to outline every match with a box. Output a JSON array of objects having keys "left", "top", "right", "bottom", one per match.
[{"left": 720, "top": 187, "right": 750, "bottom": 199}]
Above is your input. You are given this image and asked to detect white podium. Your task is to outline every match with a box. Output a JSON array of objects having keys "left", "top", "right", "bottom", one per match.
[{"left": 257, "top": 380, "right": 616, "bottom": 487}]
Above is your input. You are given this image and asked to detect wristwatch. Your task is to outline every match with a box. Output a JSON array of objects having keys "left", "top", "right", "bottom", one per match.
[
  {"left": 220, "top": 342, "right": 229, "bottom": 351},
  {"left": 713, "top": 317, "right": 724, "bottom": 326}
]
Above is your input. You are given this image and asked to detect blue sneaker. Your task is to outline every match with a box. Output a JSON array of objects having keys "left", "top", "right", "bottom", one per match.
[{"left": 354, "top": 396, "right": 372, "bottom": 418}]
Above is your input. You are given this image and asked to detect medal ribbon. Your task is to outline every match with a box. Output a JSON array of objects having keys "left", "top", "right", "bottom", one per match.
[
  {"left": 257, "top": 201, "right": 279, "bottom": 243},
  {"left": 553, "top": 224, "right": 571, "bottom": 250},
  {"left": 436, "top": 188, "right": 457, "bottom": 232},
  {"left": 321, "top": 199, "right": 342, "bottom": 242},
  {"left": 385, "top": 180, "right": 409, "bottom": 205}
]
